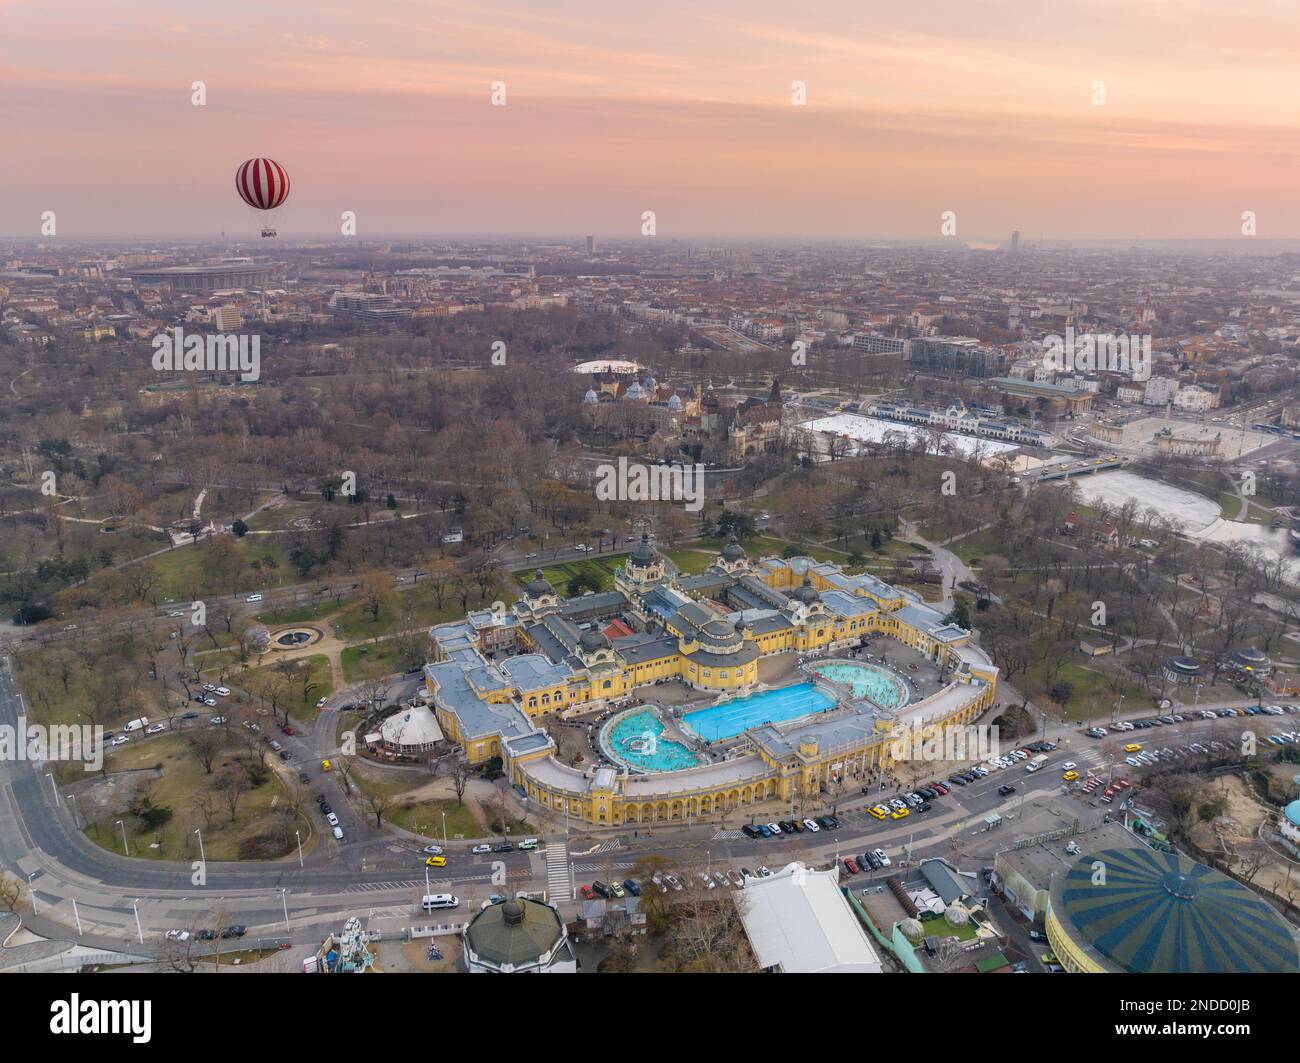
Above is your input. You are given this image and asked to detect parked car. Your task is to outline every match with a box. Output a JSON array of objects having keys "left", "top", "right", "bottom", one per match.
[
  {"left": 471, "top": 844, "right": 491, "bottom": 855},
  {"left": 843, "top": 857, "right": 860, "bottom": 875}
]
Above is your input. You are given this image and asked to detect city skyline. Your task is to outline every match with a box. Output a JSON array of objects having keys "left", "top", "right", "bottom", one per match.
[{"left": 4, "top": 0, "right": 1300, "bottom": 238}]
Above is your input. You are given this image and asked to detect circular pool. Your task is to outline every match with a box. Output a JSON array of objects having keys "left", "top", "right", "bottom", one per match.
[
  {"left": 803, "top": 659, "right": 909, "bottom": 710},
  {"left": 601, "top": 708, "right": 703, "bottom": 773}
]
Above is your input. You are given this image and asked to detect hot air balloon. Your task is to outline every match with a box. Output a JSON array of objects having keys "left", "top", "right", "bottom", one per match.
[{"left": 235, "top": 158, "right": 290, "bottom": 237}]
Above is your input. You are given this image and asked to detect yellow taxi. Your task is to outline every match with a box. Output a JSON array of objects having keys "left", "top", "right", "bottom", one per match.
[
  {"left": 869, "top": 806, "right": 889, "bottom": 820},
  {"left": 425, "top": 856, "right": 446, "bottom": 868},
  {"left": 1123, "top": 743, "right": 1141, "bottom": 753},
  {"left": 890, "top": 808, "right": 910, "bottom": 820},
  {"left": 321, "top": 759, "right": 333, "bottom": 771},
  {"left": 1062, "top": 770, "right": 1079, "bottom": 782}
]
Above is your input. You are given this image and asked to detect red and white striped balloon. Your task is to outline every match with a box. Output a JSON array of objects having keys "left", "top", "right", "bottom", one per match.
[{"left": 235, "top": 158, "right": 291, "bottom": 210}]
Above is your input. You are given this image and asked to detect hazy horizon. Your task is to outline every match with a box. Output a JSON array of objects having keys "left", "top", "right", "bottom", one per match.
[{"left": 6, "top": 0, "right": 1300, "bottom": 239}]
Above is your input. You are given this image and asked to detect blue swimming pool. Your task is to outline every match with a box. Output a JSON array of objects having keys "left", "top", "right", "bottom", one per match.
[
  {"left": 681, "top": 682, "right": 836, "bottom": 742},
  {"left": 604, "top": 710, "right": 703, "bottom": 773},
  {"left": 805, "top": 659, "right": 908, "bottom": 710}
]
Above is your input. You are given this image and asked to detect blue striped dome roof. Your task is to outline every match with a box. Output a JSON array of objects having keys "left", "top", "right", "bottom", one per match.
[{"left": 1056, "top": 847, "right": 1298, "bottom": 973}]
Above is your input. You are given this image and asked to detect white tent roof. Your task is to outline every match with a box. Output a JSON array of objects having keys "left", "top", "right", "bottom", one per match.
[
  {"left": 735, "top": 863, "right": 883, "bottom": 973},
  {"left": 379, "top": 705, "right": 444, "bottom": 748}
]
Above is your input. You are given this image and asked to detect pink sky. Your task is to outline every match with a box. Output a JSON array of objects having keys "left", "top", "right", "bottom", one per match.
[{"left": 3, "top": 0, "right": 1299, "bottom": 238}]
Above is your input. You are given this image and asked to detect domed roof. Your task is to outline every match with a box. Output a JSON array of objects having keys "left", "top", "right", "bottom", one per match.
[
  {"left": 701, "top": 618, "right": 736, "bottom": 639},
  {"left": 525, "top": 569, "right": 553, "bottom": 597},
  {"left": 697, "top": 618, "right": 740, "bottom": 650},
  {"left": 624, "top": 381, "right": 647, "bottom": 400},
  {"left": 465, "top": 896, "right": 565, "bottom": 968},
  {"left": 579, "top": 627, "right": 611, "bottom": 653},
  {"left": 666, "top": 393, "right": 683, "bottom": 411},
  {"left": 643, "top": 375, "right": 657, "bottom": 390},
  {"left": 1285, "top": 799, "right": 1300, "bottom": 828},
  {"left": 792, "top": 574, "right": 820, "bottom": 605},
  {"left": 629, "top": 532, "right": 658, "bottom": 567},
  {"left": 720, "top": 534, "right": 745, "bottom": 562},
  {"left": 583, "top": 388, "right": 599, "bottom": 404},
  {"left": 1167, "top": 655, "right": 1202, "bottom": 674},
  {"left": 1053, "top": 847, "right": 1299, "bottom": 973}
]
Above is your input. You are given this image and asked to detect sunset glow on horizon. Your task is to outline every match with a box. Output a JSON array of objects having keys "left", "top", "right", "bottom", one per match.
[{"left": 4, "top": 0, "right": 1299, "bottom": 238}]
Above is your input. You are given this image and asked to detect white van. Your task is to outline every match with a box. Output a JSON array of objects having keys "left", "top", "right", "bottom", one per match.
[
  {"left": 123, "top": 717, "right": 148, "bottom": 733},
  {"left": 421, "top": 894, "right": 459, "bottom": 911},
  {"left": 331, "top": 826, "right": 344, "bottom": 840}
]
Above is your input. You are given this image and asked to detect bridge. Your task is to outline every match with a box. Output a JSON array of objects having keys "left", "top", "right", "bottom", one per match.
[{"left": 1032, "top": 454, "right": 1129, "bottom": 481}]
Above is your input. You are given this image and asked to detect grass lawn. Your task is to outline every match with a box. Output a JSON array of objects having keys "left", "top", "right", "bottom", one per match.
[
  {"left": 232, "top": 654, "right": 334, "bottom": 722},
  {"left": 945, "top": 529, "right": 1005, "bottom": 566},
  {"left": 331, "top": 592, "right": 464, "bottom": 642},
  {"left": 341, "top": 639, "right": 422, "bottom": 684},
  {"left": 81, "top": 734, "right": 299, "bottom": 861},
  {"left": 697, "top": 534, "right": 844, "bottom": 563},
  {"left": 513, "top": 555, "right": 625, "bottom": 594},
  {"left": 1021, "top": 657, "right": 1147, "bottom": 724},
  {"left": 664, "top": 548, "right": 717, "bottom": 575},
  {"left": 1215, "top": 491, "right": 1243, "bottom": 520},
  {"left": 147, "top": 537, "right": 296, "bottom": 602},
  {"left": 196, "top": 648, "right": 242, "bottom": 679},
  {"left": 385, "top": 796, "right": 482, "bottom": 840},
  {"left": 256, "top": 600, "right": 345, "bottom": 626}
]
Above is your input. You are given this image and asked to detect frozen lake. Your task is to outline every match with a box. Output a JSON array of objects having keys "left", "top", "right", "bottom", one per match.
[
  {"left": 1074, "top": 470, "right": 1300, "bottom": 581},
  {"left": 1071, "top": 470, "right": 1221, "bottom": 535},
  {"left": 801, "top": 412, "right": 1019, "bottom": 460}
]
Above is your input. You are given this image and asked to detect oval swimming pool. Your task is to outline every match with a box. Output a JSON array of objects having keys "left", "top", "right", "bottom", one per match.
[{"left": 804, "top": 659, "right": 908, "bottom": 710}]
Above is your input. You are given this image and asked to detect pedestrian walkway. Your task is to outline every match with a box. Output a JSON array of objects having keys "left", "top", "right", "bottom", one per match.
[{"left": 545, "top": 839, "right": 571, "bottom": 902}]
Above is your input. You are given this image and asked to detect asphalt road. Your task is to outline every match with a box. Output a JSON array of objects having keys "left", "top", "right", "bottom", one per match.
[{"left": 3, "top": 645, "right": 1293, "bottom": 960}]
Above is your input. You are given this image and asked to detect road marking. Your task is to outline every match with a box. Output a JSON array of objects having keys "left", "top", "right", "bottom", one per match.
[{"left": 545, "top": 839, "right": 571, "bottom": 901}]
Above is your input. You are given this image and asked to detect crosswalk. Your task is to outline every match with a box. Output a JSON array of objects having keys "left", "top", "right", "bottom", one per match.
[
  {"left": 572, "top": 859, "right": 634, "bottom": 874},
  {"left": 545, "top": 839, "right": 571, "bottom": 901},
  {"left": 344, "top": 878, "right": 424, "bottom": 894}
]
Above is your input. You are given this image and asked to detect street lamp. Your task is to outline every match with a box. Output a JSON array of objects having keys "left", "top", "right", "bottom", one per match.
[
  {"left": 27, "top": 872, "right": 37, "bottom": 915},
  {"left": 279, "top": 889, "right": 290, "bottom": 933},
  {"left": 132, "top": 898, "right": 143, "bottom": 944},
  {"left": 116, "top": 819, "right": 130, "bottom": 856},
  {"left": 295, "top": 830, "right": 303, "bottom": 868},
  {"left": 44, "top": 773, "right": 59, "bottom": 806},
  {"left": 194, "top": 828, "right": 205, "bottom": 866}
]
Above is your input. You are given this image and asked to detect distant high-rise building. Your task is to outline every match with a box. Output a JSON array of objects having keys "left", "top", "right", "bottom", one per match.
[
  {"left": 1010, "top": 230, "right": 1020, "bottom": 251},
  {"left": 585, "top": 235, "right": 595, "bottom": 254}
]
